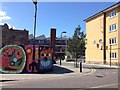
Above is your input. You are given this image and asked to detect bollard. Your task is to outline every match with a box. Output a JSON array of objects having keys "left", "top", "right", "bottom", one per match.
[
  {"left": 60, "top": 59, "right": 61, "bottom": 65},
  {"left": 80, "top": 61, "right": 82, "bottom": 72}
]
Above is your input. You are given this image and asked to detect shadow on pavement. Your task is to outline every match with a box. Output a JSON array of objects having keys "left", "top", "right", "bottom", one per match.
[
  {"left": 0, "top": 80, "right": 18, "bottom": 82},
  {"left": 20, "top": 65, "right": 74, "bottom": 74},
  {"left": 43, "top": 66, "right": 74, "bottom": 74}
]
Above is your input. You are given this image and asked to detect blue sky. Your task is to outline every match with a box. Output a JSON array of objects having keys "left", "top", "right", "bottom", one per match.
[{"left": 0, "top": 2, "right": 116, "bottom": 37}]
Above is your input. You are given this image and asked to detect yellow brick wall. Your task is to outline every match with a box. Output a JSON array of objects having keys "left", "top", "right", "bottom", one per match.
[
  {"left": 86, "top": 6, "right": 119, "bottom": 65},
  {"left": 106, "top": 8, "right": 118, "bottom": 65},
  {"left": 118, "top": 7, "right": 120, "bottom": 65},
  {"left": 86, "top": 14, "right": 104, "bottom": 64}
]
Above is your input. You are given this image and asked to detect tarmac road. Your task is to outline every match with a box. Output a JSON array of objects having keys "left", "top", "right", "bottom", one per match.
[
  {"left": 1, "top": 69, "right": 118, "bottom": 89},
  {"left": 1, "top": 62, "right": 119, "bottom": 89}
]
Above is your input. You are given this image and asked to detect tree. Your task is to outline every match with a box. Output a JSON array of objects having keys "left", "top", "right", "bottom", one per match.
[{"left": 67, "top": 25, "right": 86, "bottom": 67}]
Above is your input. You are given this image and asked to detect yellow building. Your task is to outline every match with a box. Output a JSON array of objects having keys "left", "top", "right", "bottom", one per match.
[{"left": 85, "top": 2, "right": 120, "bottom": 65}]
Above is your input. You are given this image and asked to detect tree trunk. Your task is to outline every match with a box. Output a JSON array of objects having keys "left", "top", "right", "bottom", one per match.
[{"left": 75, "top": 53, "right": 78, "bottom": 68}]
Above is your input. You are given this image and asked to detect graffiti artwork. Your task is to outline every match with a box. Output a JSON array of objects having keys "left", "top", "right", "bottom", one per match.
[
  {"left": 39, "top": 49, "right": 53, "bottom": 71},
  {"left": 25, "top": 45, "right": 39, "bottom": 72},
  {"left": 0, "top": 45, "right": 26, "bottom": 73}
]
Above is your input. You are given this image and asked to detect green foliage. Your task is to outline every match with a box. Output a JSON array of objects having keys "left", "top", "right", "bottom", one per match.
[
  {"left": 67, "top": 25, "right": 86, "bottom": 58},
  {"left": 65, "top": 51, "right": 72, "bottom": 59}
]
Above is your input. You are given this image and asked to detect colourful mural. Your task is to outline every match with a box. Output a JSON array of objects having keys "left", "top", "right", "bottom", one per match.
[
  {"left": 39, "top": 49, "right": 53, "bottom": 71},
  {"left": 0, "top": 45, "right": 54, "bottom": 73},
  {"left": 0, "top": 45, "right": 26, "bottom": 73},
  {"left": 25, "top": 45, "right": 39, "bottom": 72}
]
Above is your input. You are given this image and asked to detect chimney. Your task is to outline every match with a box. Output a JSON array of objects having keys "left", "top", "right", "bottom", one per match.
[{"left": 50, "top": 28, "right": 56, "bottom": 50}]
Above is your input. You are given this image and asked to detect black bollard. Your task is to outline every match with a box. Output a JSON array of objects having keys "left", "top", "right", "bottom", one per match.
[
  {"left": 60, "top": 59, "right": 61, "bottom": 65},
  {"left": 80, "top": 61, "right": 82, "bottom": 72}
]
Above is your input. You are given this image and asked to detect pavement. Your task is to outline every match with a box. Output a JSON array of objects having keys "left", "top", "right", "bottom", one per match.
[
  {"left": 64, "top": 60, "right": 119, "bottom": 69},
  {"left": 82, "top": 63, "right": 119, "bottom": 69},
  {"left": 0, "top": 64, "right": 92, "bottom": 81},
  {"left": 0, "top": 61, "right": 118, "bottom": 81}
]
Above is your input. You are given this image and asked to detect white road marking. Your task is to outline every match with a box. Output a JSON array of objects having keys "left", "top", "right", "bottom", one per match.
[
  {"left": 0, "top": 83, "right": 15, "bottom": 87},
  {"left": 90, "top": 83, "right": 118, "bottom": 88},
  {"left": 82, "top": 69, "right": 96, "bottom": 76}
]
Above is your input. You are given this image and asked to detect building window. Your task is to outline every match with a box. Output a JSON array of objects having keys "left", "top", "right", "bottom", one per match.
[
  {"left": 110, "top": 52, "right": 117, "bottom": 59},
  {"left": 38, "top": 40, "right": 41, "bottom": 43},
  {"left": 12, "top": 34, "right": 16, "bottom": 39},
  {"left": 109, "top": 24, "right": 116, "bottom": 32},
  {"left": 19, "top": 33, "right": 24, "bottom": 38},
  {"left": 109, "top": 11, "right": 116, "bottom": 18},
  {"left": 109, "top": 37, "right": 116, "bottom": 45},
  {"left": 2, "top": 34, "right": 6, "bottom": 38}
]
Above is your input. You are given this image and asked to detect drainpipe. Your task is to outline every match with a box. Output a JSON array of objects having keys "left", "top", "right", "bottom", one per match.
[{"left": 103, "top": 12, "right": 106, "bottom": 64}]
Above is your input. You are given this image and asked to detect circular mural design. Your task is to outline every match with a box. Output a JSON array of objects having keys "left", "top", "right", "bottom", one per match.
[{"left": 0, "top": 45, "right": 26, "bottom": 73}]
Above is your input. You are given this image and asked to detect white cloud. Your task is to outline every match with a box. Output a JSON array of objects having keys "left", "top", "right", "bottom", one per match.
[
  {"left": 0, "top": 23, "right": 16, "bottom": 29},
  {"left": 0, "top": 10, "right": 11, "bottom": 22}
]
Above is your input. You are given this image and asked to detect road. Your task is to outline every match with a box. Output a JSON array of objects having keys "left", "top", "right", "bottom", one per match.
[
  {"left": 1, "top": 61, "right": 119, "bottom": 89},
  {"left": 1, "top": 69, "right": 118, "bottom": 88}
]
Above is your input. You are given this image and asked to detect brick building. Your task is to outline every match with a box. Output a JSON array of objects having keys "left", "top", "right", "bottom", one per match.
[
  {"left": 28, "top": 34, "right": 68, "bottom": 59},
  {"left": 0, "top": 23, "right": 29, "bottom": 48}
]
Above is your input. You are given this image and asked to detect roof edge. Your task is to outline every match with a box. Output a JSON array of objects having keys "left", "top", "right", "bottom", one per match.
[{"left": 84, "top": 2, "right": 120, "bottom": 22}]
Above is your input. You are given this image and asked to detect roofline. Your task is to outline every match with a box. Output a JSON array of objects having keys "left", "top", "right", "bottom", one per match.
[
  {"left": 84, "top": 2, "right": 120, "bottom": 22},
  {"left": 2, "top": 28, "right": 29, "bottom": 32}
]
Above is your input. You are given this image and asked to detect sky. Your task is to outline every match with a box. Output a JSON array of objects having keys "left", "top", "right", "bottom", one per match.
[{"left": 0, "top": 1, "right": 117, "bottom": 37}]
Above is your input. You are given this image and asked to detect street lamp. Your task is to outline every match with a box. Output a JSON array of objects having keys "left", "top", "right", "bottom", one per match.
[
  {"left": 33, "top": 0, "right": 37, "bottom": 5},
  {"left": 29, "top": 0, "right": 38, "bottom": 72},
  {"left": 60, "top": 31, "right": 67, "bottom": 65},
  {"left": 32, "top": 0, "right": 37, "bottom": 46}
]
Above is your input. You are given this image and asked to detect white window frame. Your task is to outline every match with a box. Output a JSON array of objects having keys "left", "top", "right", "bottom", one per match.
[
  {"left": 109, "top": 24, "right": 116, "bottom": 32},
  {"left": 110, "top": 52, "right": 117, "bottom": 59},
  {"left": 109, "top": 37, "right": 116, "bottom": 45},
  {"left": 109, "top": 11, "right": 116, "bottom": 18}
]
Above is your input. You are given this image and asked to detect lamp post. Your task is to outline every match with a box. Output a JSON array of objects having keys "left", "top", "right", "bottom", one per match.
[
  {"left": 29, "top": 0, "right": 37, "bottom": 72},
  {"left": 33, "top": 0, "right": 37, "bottom": 46},
  {"left": 60, "top": 31, "right": 66, "bottom": 65}
]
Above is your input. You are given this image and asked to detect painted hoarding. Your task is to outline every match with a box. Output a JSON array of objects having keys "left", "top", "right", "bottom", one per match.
[
  {"left": 0, "top": 45, "right": 26, "bottom": 73},
  {"left": 39, "top": 49, "right": 53, "bottom": 71},
  {"left": 25, "top": 45, "right": 39, "bottom": 72}
]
